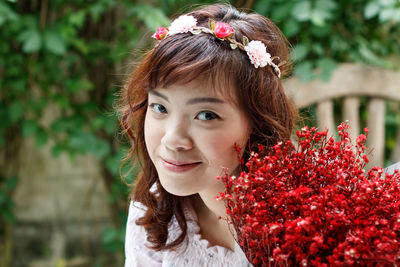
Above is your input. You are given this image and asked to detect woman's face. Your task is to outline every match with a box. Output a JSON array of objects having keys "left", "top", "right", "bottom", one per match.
[{"left": 144, "top": 79, "right": 250, "bottom": 197}]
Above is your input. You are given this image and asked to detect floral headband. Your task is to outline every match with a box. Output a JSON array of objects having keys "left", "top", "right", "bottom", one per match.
[{"left": 152, "top": 15, "right": 282, "bottom": 78}]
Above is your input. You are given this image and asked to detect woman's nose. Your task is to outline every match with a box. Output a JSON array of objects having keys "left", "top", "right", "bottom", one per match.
[{"left": 161, "top": 119, "right": 193, "bottom": 151}]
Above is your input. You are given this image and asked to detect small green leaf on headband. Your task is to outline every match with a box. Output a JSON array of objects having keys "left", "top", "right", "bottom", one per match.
[
  {"left": 242, "top": 36, "right": 249, "bottom": 46},
  {"left": 230, "top": 43, "right": 238, "bottom": 50},
  {"left": 190, "top": 29, "right": 202, "bottom": 35},
  {"left": 209, "top": 19, "right": 216, "bottom": 31}
]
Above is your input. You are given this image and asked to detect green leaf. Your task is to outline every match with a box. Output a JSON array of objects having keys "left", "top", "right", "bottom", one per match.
[
  {"left": 190, "top": 29, "right": 202, "bottom": 35},
  {"left": 52, "top": 142, "right": 65, "bottom": 157},
  {"left": 0, "top": 2, "right": 18, "bottom": 26},
  {"left": 51, "top": 119, "right": 70, "bottom": 133},
  {"left": 310, "top": 9, "right": 330, "bottom": 26},
  {"left": 103, "top": 114, "right": 117, "bottom": 135},
  {"left": 68, "top": 10, "right": 86, "bottom": 28},
  {"left": 292, "top": 1, "right": 311, "bottom": 21},
  {"left": 6, "top": 176, "right": 18, "bottom": 190},
  {"left": 209, "top": 19, "right": 216, "bottom": 31},
  {"left": 294, "top": 61, "right": 314, "bottom": 82},
  {"left": 105, "top": 150, "right": 127, "bottom": 177},
  {"left": 359, "top": 44, "right": 381, "bottom": 63},
  {"left": 253, "top": 0, "right": 272, "bottom": 14},
  {"left": 365, "top": 2, "right": 380, "bottom": 18},
  {"left": 54, "top": 95, "right": 70, "bottom": 109},
  {"left": 90, "top": 116, "right": 104, "bottom": 130},
  {"left": 393, "top": 8, "right": 400, "bottom": 22},
  {"left": 102, "top": 227, "right": 120, "bottom": 252},
  {"left": 379, "top": 8, "right": 396, "bottom": 22},
  {"left": 316, "top": 58, "right": 337, "bottom": 81},
  {"left": 69, "top": 132, "right": 92, "bottom": 152},
  {"left": 71, "top": 38, "right": 89, "bottom": 54},
  {"left": 44, "top": 29, "right": 66, "bottom": 55},
  {"left": 270, "top": 3, "right": 292, "bottom": 21},
  {"left": 92, "top": 138, "right": 111, "bottom": 159},
  {"left": 291, "top": 44, "right": 309, "bottom": 62},
  {"left": 129, "top": 4, "right": 170, "bottom": 31},
  {"left": 18, "top": 28, "right": 42, "bottom": 53},
  {"left": 28, "top": 98, "right": 46, "bottom": 114},
  {"left": 242, "top": 36, "right": 249, "bottom": 46},
  {"left": 35, "top": 127, "right": 48, "bottom": 147},
  {"left": 22, "top": 119, "right": 38, "bottom": 137},
  {"left": 315, "top": 0, "right": 337, "bottom": 11},
  {"left": 68, "top": 132, "right": 110, "bottom": 158},
  {"left": 1, "top": 208, "right": 15, "bottom": 223},
  {"left": 379, "top": 0, "right": 396, "bottom": 7},
  {"left": 0, "top": 191, "right": 5, "bottom": 205},
  {"left": 9, "top": 101, "right": 24, "bottom": 122},
  {"left": 65, "top": 78, "right": 92, "bottom": 93},
  {"left": 312, "top": 43, "right": 324, "bottom": 56},
  {"left": 310, "top": 24, "right": 332, "bottom": 37},
  {"left": 283, "top": 19, "right": 300, "bottom": 38},
  {"left": 312, "top": 0, "right": 337, "bottom": 25},
  {"left": 89, "top": 4, "right": 106, "bottom": 22}
]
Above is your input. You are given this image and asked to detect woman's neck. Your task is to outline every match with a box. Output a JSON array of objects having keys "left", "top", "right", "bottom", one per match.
[{"left": 190, "top": 194, "right": 236, "bottom": 251}]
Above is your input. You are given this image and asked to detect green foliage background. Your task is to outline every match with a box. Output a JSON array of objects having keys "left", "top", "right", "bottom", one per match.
[{"left": 0, "top": 0, "right": 399, "bottom": 265}]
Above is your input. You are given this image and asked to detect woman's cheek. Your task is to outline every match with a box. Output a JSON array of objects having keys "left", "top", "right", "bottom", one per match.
[
  {"left": 201, "top": 132, "right": 241, "bottom": 167},
  {"left": 144, "top": 115, "right": 161, "bottom": 154}
]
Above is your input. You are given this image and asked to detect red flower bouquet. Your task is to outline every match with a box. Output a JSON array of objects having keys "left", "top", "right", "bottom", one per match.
[{"left": 218, "top": 123, "right": 400, "bottom": 266}]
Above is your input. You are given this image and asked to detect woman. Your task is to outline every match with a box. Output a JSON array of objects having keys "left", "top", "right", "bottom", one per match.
[{"left": 120, "top": 4, "right": 297, "bottom": 266}]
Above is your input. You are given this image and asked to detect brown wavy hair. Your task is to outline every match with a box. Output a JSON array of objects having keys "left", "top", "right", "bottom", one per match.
[{"left": 119, "top": 4, "right": 297, "bottom": 251}]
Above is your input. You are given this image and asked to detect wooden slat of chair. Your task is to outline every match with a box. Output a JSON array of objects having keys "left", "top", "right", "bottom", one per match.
[
  {"left": 343, "top": 97, "right": 360, "bottom": 147},
  {"left": 392, "top": 130, "right": 400, "bottom": 163},
  {"left": 317, "top": 100, "right": 335, "bottom": 136},
  {"left": 367, "top": 98, "right": 386, "bottom": 168}
]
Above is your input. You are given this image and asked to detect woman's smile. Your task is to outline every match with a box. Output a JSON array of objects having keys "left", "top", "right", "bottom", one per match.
[{"left": 160, "top": 158, "right": 202, "bottom": 173}]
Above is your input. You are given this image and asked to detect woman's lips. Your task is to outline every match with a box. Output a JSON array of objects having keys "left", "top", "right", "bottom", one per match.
[{"left": 161, "top": 158, "right": 201, "bottom": 173}]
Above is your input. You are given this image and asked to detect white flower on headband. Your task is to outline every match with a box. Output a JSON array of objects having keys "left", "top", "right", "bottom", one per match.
[
  {"left": 168, "top": 15, "right": 197, "bottom": 35},
  {"left": 244, "top": 40, "right": 272, "bottom": 69}
]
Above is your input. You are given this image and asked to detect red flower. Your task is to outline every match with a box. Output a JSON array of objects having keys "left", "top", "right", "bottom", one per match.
[
  {"left": 218, "top": 122, "right": 400, "bottom": 266},
  {"left": 214, "top": 22, "right": 234, "bottom": 39},
  {"left": 152, "top": 27, "right": 168, "bottom": 40}
]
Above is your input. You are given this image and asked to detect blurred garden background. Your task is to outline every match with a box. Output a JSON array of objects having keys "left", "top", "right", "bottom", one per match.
[{"left": 1, "top": 0, "right": 399, "bottom": 266}]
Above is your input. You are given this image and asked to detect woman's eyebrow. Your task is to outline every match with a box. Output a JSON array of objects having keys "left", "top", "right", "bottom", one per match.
[
  {"left": 149, "top": 91, "right": 225, "bottom": 105},
  {"left": 149, "top": 90, "right": 169, "bottom": 102},
  {"left": 186, "top": 97, "right": 225, "bottom": 105}
]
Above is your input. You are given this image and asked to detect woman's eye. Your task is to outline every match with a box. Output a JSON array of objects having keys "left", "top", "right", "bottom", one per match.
[
  {"left": 149, "top": 103, "right": 167, "bottom": 114},
  {"left": 196, "top": 111, "right": 220, "bottom": 121}
]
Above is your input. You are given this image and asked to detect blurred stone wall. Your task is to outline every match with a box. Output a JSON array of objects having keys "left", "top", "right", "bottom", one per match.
[{"left": 10, "top": 104, "right": 113, "bottom": 267}]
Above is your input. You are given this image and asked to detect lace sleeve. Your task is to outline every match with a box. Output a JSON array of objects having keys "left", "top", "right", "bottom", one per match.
[{"left": 124, "top": 201, "right": 163, "bottom": 267}]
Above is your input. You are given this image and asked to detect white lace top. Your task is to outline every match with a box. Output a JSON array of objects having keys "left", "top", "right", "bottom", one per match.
[{"left": 124, "top": 200, "right": 252, "bottom": 267}]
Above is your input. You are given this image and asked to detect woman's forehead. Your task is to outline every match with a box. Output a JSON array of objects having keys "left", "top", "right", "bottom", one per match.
[{"left": 152, "top": 77, "right": 239, "bottom": 104}]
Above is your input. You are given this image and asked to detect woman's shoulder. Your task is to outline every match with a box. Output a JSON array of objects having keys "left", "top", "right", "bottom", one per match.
[
  {"left": 128, "top": 200, "right": 147, "bottom": 217},
  {"left": 124, "top": 200, "right": 164, "bottom": 267}
]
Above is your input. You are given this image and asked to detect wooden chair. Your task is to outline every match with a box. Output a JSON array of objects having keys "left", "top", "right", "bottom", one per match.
[{"left": 284, "top": 63, "right": 400, "bottom": 169}]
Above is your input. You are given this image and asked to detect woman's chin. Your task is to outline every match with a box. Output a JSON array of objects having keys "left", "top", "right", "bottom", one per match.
[{"left": 159, "top": 181, "right": 198, "bottom": 197}]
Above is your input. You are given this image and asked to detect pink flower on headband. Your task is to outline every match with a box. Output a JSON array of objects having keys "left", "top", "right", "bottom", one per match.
[
  {"left": 214, "top": 22, "right": 234, "bottom": 39},
  {"left": 152, "top": 27, "right": 168, "bottom": 40},
  {"left": 244, "top": 40, "right": 272, "bottom": 68},
  {"left": 168, "top": 15, "right": 197, "bottom": 35}
]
